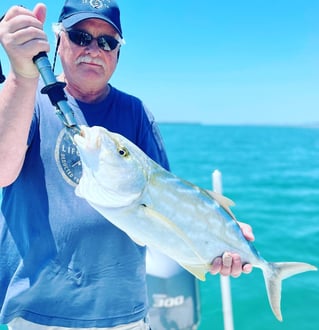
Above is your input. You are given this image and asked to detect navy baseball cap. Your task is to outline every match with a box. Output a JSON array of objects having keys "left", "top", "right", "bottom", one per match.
[{"left": 58, "top": 0, "right": 123, "bottom": 38}]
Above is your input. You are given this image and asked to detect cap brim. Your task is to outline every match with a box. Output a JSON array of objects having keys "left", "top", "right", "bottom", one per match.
[{"left": 62, "top": 13, "right": 122, "bottom": 38}]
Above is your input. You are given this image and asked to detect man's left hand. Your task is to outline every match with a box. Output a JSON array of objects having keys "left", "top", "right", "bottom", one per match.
[{"left": 209, "top": 221, "right": 254, "bottom": 278}]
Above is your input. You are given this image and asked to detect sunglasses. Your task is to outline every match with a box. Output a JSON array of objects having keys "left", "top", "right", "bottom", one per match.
[{"left": 66, "top": 29, "right": 120, "bottom": 51}]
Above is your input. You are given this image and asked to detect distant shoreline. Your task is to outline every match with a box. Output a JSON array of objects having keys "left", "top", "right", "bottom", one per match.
[{"left": 158, "top": 121, "right": 319, "bottom": 128}]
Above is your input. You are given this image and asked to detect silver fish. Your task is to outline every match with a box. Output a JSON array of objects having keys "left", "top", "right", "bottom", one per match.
[{"left": 74, "top": 125, "right": 317, "bottom": 322}]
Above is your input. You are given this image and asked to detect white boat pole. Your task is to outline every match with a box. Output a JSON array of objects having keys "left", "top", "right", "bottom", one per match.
[{"left": 212, "top": 170, "right": 235, "bottom": 330}]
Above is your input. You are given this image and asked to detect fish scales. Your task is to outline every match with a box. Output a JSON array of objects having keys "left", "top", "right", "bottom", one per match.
[
  {"left": 147, "top": 169, "right": 252, "bottom": 263},
  {"left": 73, "top": 125, "right": 317, "bottom": 322}
]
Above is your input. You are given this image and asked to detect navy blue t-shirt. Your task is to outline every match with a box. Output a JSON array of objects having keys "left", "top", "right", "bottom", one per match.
[{"left": 0, "top": 81, "right": 169, "bottom": 327}]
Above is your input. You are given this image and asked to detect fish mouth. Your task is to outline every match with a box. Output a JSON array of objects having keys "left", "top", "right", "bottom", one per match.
[
  {"left": 73, "top": 128, "right": 87, "bottom": 149},
  {"left": 74, "top": 126, "right": 103, "bottom": 150},
  {"left": 78, "top": 126, "right": 88, "bottom": 139}
]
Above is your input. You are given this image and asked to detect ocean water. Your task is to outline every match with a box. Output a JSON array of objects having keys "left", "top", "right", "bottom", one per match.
[{"left": 158, "top": 124, "right": 319, "bottom": 330}]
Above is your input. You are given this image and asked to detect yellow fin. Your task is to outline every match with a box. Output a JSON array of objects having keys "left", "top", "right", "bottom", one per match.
[
  {"left": 142, "top": 205, "right": 206, "bottom": 265},
  {"left": 207, "top": 191, "right": 237, "bottom": 220},
  {"left": 179, "top": 263, "right": 208, "bottom": 281}
]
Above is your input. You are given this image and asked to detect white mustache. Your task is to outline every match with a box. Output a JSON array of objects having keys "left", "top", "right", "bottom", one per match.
[{"left": 75, "top": 56, "right": 106, "bottom": 68}]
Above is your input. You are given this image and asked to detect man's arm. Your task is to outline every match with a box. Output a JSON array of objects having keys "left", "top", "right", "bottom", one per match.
[{"left": 0, "top": 4, "right": 49, "bottom": 186}]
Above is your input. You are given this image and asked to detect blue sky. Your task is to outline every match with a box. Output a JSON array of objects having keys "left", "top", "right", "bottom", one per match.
[{"left": 1, "top": 0, "right": 319, "bottom": 125}]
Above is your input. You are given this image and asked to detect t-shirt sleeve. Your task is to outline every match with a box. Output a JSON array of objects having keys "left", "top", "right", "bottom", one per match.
[{"left": 137, "top": 103, "right": 170, "bottom": 171}]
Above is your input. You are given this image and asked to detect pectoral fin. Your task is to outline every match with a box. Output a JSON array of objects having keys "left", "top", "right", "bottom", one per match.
[{"left": 141, "top": 204, "right": 206, "bottom": 265}]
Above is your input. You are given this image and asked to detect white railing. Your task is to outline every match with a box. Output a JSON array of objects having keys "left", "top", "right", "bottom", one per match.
[{"left": 212, "top": 170, "right": 234, "bottom": 330}]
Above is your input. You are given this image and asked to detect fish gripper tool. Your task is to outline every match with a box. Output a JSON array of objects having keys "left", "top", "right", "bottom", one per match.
[{"left": 33, "top": 52, "right": 81, "bottom": 135}]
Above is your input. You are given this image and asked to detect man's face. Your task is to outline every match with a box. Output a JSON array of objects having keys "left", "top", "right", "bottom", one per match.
[{"left": 58, "top": 18, "right": 120, "bottom": 93}]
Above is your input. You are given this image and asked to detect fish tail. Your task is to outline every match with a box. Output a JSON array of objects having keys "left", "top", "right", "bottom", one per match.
[{"left": 263, "top": 262, "right": 317, "bottom": 321}]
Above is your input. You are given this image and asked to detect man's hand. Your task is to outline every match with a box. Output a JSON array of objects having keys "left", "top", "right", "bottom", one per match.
[
  {"left": 0, "top": 4, "right": 49, "bottom": 79},
  {"left": 210, "top": 221, "right": 255, "bottom": 278}
]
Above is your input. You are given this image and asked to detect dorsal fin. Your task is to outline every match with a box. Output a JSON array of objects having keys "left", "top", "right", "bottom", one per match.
[{"left": 207, "top": 191, "right": 237, "bottom": 220}]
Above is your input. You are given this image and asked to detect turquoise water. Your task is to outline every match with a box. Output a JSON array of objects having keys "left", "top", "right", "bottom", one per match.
[{"left": 159, "top": 124, "right": 319, "bottom": 330}]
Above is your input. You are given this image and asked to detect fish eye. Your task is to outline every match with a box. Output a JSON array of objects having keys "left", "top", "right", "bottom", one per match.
[{"left": 118, "top": 146, "right": 129, "bottom": 157}]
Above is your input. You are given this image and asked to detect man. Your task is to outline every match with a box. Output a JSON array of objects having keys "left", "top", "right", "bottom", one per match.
[{"left": 0, "top": 1, "right": 253, "bottom": 329}]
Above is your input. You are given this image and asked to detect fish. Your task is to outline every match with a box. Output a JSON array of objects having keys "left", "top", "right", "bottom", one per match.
[{"left": 73, "top": 125, "right": 317, "bottom": 322}]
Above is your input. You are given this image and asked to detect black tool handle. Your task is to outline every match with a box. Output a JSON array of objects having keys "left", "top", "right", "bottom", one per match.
[{"left": 33, "top": 52, "right": 79, "bottom": 129}]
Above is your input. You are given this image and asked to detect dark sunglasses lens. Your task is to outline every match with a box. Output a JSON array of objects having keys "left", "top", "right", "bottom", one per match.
[
  {"left": 98, "top": 36, "right": 119, "bottom": 51},
  {"left": 67, "top": 30, "right": 119, "bottom": 51},
  {"left": 68, "top": 30, "right": 92, "bottom": 47}
]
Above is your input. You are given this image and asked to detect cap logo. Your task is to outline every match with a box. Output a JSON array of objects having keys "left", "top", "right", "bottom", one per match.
[{"left": 84, "top": 0, "right": 111, "bottom": 9}]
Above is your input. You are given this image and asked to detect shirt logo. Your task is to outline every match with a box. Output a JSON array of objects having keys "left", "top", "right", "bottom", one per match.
[{"left": 55, "top": 128, "right": 82, "bottom": 187}]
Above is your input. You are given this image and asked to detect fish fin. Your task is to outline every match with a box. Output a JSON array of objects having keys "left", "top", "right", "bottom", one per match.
[
  {"left": 263, "top": 262, "right": 317, "bottom": 321},
  {"left": 142, "top": 205, "right": 206, "bottom": 265},
  {"left": 207, "top": 191, "right": 237, "bottom": 220},
  {"left": 179, "top": 263, "right": 208, "bottom": 281}
]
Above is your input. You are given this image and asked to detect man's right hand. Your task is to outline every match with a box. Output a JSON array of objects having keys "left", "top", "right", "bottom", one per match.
[{"left": 0, "top": 3, "right": 49, "bottom": 79}]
